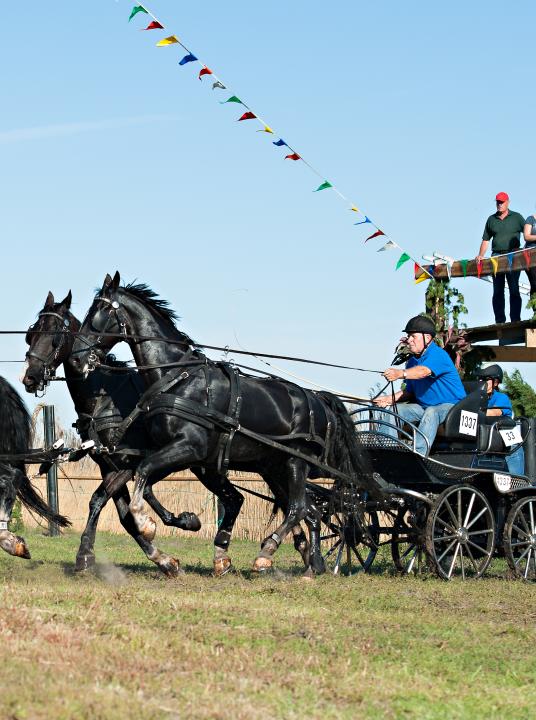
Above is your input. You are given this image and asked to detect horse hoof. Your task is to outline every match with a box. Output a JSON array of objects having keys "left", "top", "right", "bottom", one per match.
[
  {"left": 252, "top": 556, "right": 273, "bottom": 573},
  {"left": 301, "top": 567, "right": 315, "bottom": 581},
  {"left": 177, "top": 512, "right": 201, "bottom": 532},
  {"left": 160, "top": 557, "right": 183, "bottom": 578},
  {"left": 14, "top": 537, "right": 31, "bottom": 559},
  {"left": 140, "top": 517, "right": 157, "bottom": 542},
  {"left": 75, "top": 554, "right": 95, "bottom": 572},
  {"left": 213, "top": 557, "right": 232, "bottom": 577}
]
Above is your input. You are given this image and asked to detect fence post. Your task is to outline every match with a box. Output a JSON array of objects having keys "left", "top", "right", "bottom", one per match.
[{"left": 43, "top": 405, "right": 60, "bottom": 537}]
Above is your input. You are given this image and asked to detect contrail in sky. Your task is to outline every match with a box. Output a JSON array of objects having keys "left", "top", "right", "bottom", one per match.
[{"left": 0, "top": 115, "right": 172, "bottom": 144}]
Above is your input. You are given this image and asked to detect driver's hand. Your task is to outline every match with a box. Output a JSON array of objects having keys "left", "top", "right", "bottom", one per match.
[{"left": 383, "top": 367, "right": 402, "bottom": 382}]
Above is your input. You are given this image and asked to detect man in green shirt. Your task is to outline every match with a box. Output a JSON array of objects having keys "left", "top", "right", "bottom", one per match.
[{"left": 477, "top": 191, "right": 525, "bottom": 323}]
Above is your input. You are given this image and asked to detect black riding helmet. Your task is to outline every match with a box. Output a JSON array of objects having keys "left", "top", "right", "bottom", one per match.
[
  {"left": 475, "top": 364, "right": 503, "bottom": 383},
  {"left": 403, "top": 315, "right": 436, "bottom": 337}
]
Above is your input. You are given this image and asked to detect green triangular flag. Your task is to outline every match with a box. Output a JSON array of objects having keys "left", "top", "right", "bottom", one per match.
[
  {"left": 395, "top": 252, "right": 411, "bottom": 270},
  {"left": 313, "top": 181, "right": 333, "bottom": 192},
  {"left": 220, "top": 96, "right": 243, "bottom": 105},
  {"left": 129, "top": 5, "right": 148, "bottom": 21},
  {"left": 460, "top": 259, "right": 468, "bottom": 278}
]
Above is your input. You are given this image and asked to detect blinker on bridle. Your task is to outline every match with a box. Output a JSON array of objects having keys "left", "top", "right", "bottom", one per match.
[{"left": 85, "top": 295, "right": 128, "bottom": 371}]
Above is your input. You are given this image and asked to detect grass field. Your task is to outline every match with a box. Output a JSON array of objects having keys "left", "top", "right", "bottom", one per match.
[{"left": 0, "top": 529, "right": 535, "bottom": 720}]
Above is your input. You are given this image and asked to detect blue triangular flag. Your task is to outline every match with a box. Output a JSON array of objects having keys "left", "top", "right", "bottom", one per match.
[
  {"left": 354, "top": 216, "right": 371, "bottom": 226},
  {"left": 507, "top": 252, "right": 514, "bottom": 270},
  {"left": 179, "top": 53, "right": 198, "bottom": 66},
  {"left": 272, "top": 139, "right": 288, "bottom": 147}
]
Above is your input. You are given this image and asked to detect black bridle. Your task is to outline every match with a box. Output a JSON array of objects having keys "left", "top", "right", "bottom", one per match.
[
  {"left": 81, "top": 296, "right": 130, "bottom": 372},
  {"left": 25, "top": 311, "right": 72, "bottom": 392}
]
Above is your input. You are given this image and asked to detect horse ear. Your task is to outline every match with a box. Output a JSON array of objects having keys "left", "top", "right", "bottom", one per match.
[
  {"left": 45, "top": 291, "right": 55, "bottom": 308},
  {"left": 111, "top": 271, "right": 120, "bottom": 290},
  {"left": 60, "top": 290, "right": 72, "bottom": 309},
  {"left": 102, "top": 273, "right": 113, "bottom": 290}
]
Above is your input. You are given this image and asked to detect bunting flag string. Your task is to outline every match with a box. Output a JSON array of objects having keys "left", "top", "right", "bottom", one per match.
[{"left": 126, "top": 4, "right": 433, "bottom": 282}]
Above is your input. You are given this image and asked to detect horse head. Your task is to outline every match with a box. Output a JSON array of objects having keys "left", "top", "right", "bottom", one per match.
[{"left": 23, "top": 290, "right": 78, "bottom": 394}]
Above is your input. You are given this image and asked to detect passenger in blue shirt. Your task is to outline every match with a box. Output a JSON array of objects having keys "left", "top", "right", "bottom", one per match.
[
  {"left": 373, "top": 315, "right": 466, "bottom": 455},
  {"left": 475, "top": 364, "right": 525, "bottom": 475}
]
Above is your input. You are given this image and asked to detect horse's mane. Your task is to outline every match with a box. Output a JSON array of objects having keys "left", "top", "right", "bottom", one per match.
[
  {"left": 119, "top": 282, "right": 196, "bottom": 346},
  {"left": 0, "top": 377, "right": 31, "bottom": 454}
]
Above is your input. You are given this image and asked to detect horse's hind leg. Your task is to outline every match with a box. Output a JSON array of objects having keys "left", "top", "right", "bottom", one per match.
[
  {"left": 192, "top": 467, "right": 244, "bottom": 577},
  {"left": 253, "top": 457, "right": 309, "bottom": 573},
  {"left": 113, "top": 486, "right": 182, "bottom": 577}
]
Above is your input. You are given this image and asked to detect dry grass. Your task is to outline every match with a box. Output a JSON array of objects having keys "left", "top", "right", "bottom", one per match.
[{"left": 23, "top": 464, "right": 313, "bottom": 542}]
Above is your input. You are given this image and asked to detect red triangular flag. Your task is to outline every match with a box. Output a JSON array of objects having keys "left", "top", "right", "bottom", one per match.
[
  {"left": 199, "top": 67, "right": 213, "bottom": 80},
  {"left": 285, "top": 153, "right": 301, "bottom": 161},
  {"left": 238, "top": 111, "right": 256, "bottom": 121},
  {"left": 477, "top": 259, "right": 483, "bottom": 278},
  {"left": 365, "top": 230, "right": 385, "bottom": 242},
  {"left": 143, "top": 21, "right": 164, "bottom": 30},
  {"left": 524, "top": 249, "right": 531, "bottom": 268}
]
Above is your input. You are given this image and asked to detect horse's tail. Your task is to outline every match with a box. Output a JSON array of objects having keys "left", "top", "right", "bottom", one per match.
[
  {"left": 318, "top": 392, "right": 381, "bottom": 499},
  {"left": 16, "top": 469, "right": 71, "bottom": 529},
  {"left": 0, "top": 377, "right": 31, "bottom": 454}
]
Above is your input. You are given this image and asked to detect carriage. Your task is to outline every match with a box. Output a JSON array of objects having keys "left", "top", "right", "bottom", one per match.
[{"left": 306, "top": 380, "right": 536, "bottom": 581}]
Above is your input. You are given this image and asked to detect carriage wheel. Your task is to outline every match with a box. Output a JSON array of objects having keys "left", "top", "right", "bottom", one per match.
[
  {"left": 321, "top": 509, "right": 379, "bottom": 576},
  {"left": 391, "top": 507, "right": 427, "bottom": 575},
  {"left": 504, "top": 496, "right": 536, "bottom": 581},
  {"left": 425, "top": 485, "right": 495, "bottom": 580}
]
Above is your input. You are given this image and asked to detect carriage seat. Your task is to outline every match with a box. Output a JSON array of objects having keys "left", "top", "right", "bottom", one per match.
[
  {"left": 434, "top": 382, "right": 488, "bottom": 444},
  {"left": 477, "top": 415, "right": 529, "bottom": 454}
]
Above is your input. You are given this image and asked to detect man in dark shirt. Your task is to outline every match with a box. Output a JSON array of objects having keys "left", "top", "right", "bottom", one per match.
[{"left": 476, "top": 192, "right": 525, "bottom": 323}]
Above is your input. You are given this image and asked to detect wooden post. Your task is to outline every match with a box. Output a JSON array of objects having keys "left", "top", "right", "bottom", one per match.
[{"left": 43, "top": 405, "right": 60, "bottom": 537}]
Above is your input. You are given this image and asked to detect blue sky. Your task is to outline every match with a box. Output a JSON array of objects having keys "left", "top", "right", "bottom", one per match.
[{"left": 2, "top": 0, "right": 536, "bottom": 427}]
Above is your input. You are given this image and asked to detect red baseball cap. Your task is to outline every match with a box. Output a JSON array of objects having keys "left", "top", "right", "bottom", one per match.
[{"left": 495, "top": 192, "right": 509, "bottom": 202}]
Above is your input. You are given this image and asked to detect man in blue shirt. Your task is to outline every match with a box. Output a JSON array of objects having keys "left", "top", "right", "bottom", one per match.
[
  {"left": 475, "top": 364, "right": 525, "bottom": 475},
  {"left": 373, "top": 315, "right": 466, "bottom": 455}
]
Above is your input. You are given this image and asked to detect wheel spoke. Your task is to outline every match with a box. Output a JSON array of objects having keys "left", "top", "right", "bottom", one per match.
[
  {"left": 465, "top": 543, "right": 480, "bottom": 572},
  {"left": 468, "top": 528, "right": 494, "bottom": 536},
  {"left": 443, "top": 498, "right": 459, "bottom": 529},
  {"left": 351, "top": 544, "right": 366, "bottom": 568},
  {"left": 514, "top": 544, "right": 532, "bottom": 566},
  {"left": 529, "top": 502, "right": 536, "bottom": 535},
  {"left": 324, "top": 538, "right": 342, "bottom": 558},
  {"left": 519, "top": 511, "right": 531, "bottom": 536},
  {"left": 465, "top": 505, "right": 488, "bottom": 530},
  {"left": 510, "top": 540, "right": 531, "bottom": 548},
  {"left": 447, "top": 543, "right": 461, "bottom": 579},
  {"left": 457, "top": 489, "right": 463, "bottom": 526},
  {"left": 459, "top": 544, "right": 465, "bottom": 580},
  {"left": 437, "top": 538, "right": 457, "bottom": 564},
  {"left": 333, "top": 538, "right": 345, "bottom": 574},
  {"left": 524, "top": 548, "right": 533, "bottom": 580},
  {"left": 433, "top": 534, "right": 458, "bottom": 543},
  {"left": 512, "top": 523, "right": 530, "bottom": 540},
  {"left": 435, "top": 516, "right": 457, "bottom": 533},
  {"left": 467, "top": 538, "right": 489, "bottom": 554},
  {"left": 463, "top": 492, "right": 476, "bottom": 528}
]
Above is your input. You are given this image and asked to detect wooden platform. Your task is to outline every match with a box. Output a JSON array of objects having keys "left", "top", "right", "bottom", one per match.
[{"left": 464, "top": 319, "right": 536, "bottom": 363}]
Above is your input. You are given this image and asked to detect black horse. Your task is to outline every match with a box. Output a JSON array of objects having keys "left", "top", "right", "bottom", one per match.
[
  {"left": 72, "top": 272, "right": 376, "bottom": 575},
  {"left": 23, "top": 291, "right": 204, "bottom": 576},
  {"left": 0, "top": 375, "right": 70, "bottom": 559}
]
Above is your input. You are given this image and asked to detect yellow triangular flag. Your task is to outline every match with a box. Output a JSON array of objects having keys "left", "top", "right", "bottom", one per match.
[
  {"left": 350, "top": 205, "right": 359, "bottom": 212},
  {"left": 157, "top": 35, "right": 179, "bottom": 46},
  {"left": 415, "top": 274, "right": 429, "bottom": 285},
  {"left": 490, "top": 256, "right": 498, "bottom": 276},
  {"left": 257, "top": 125, "right": 273, "bottom": 134}
]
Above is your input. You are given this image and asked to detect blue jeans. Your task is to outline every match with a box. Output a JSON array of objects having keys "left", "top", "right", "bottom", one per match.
[
  {"left": 379, "top": 403, "right": 454, "bottom": 456},
  {"left": 506, "top": 444, "right": 525, "bottom": 475}
]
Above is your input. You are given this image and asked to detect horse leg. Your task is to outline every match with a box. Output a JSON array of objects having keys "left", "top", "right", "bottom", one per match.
[
  {"left": 192, "top": 466, "right": 244, "bottom": 577},
  {"left": 143, "top": 472, "right": 201, "bottom": 534},
  {"left": 263, "top": 470, "right": 310, "bottom": 567},
  {"left": 129, "top": 442, "right": 206, "bottom": 536},
  {"left": 75, "top": 479, "right": 112, "bottom": 572},
  {"left": 253, "top": 457, "right": 310, "bottom": 573},
  {"left": 303, "top": 510, "right": 326, "bottom": 576},
  {"left": 112, "top": 486, "right": 182, "bottom": 577}
]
